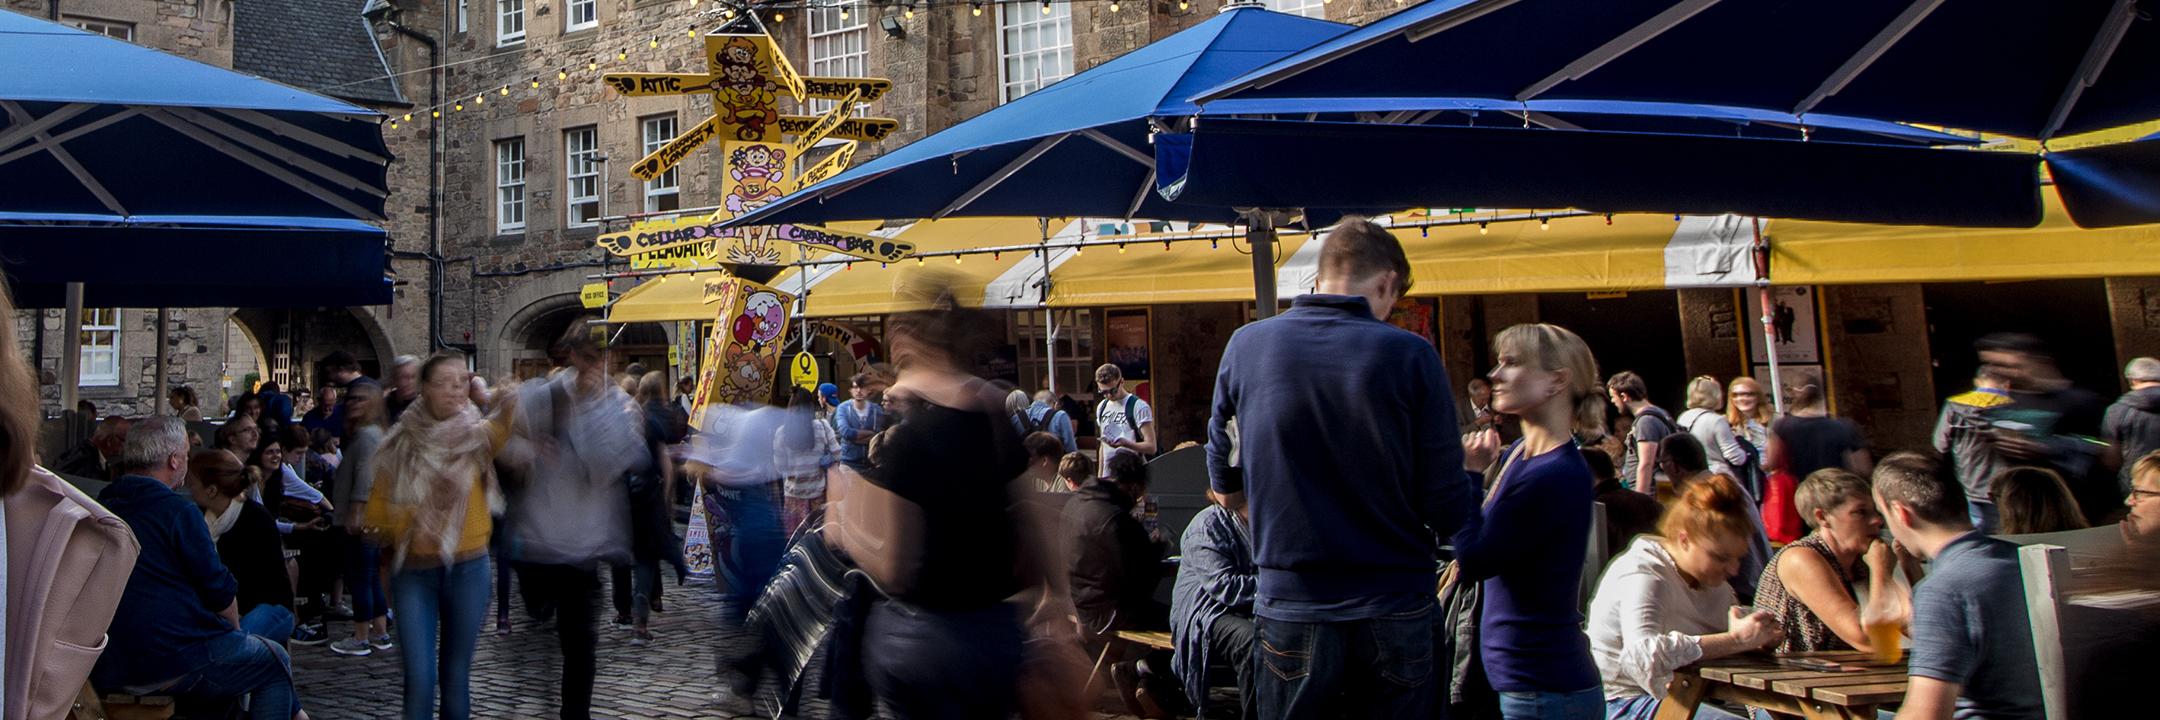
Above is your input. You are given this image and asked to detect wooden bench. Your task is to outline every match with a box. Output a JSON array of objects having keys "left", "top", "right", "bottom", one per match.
[
  {"left": 1116, "top": 629, "right": 1175, "bottom": 652},
  {"left": 71, "top": 682, "right": 175, "bottom": 720},
  {"left": 1660, "top": 651, "right": 1905, "bottom": 720}
]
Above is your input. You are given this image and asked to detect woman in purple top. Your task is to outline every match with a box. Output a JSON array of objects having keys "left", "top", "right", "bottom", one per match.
[{"left": 1458, "top": 324, "right": 1606, "bottom": 720}]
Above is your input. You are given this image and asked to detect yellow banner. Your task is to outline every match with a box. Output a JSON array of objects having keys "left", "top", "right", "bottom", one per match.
[
  {"left": 632, "top": 113, "right": 721, "bottom": 181},
  {"left": 801, "top": 76, "right": 893, "bottom": 103},
  {"left": 598, "top": 214, "right": 914, "bottom": 264},
  {"left": 601, "top": 72, "right": 717, "bottom": 97},
  {"left": 791, "top": 88, "right": 861, "bottom": 156},
  {"left": 692, "top": 277, "right": 797, "bottom": 408},
  {"left": 795, "top": 141, "right": 857, "bottom": 192},
  {"left": 775, "top": 116, "right": 900, "bottom": 143},
  {"left": 708, "top": 34, "right": 802, "bottom": 142},
  {"left": 629, "top": 240, "right": 718, "bottom": 270}
]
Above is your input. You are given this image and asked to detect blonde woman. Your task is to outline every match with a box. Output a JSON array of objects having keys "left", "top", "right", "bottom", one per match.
[
  {"left": 1723, "top": 377, "right": 1774, "bottom": 470},
  {"left": 1458, "top": 323, "right": 1607, "bottom": 719},
  {"left": 1677, "top": 376, "right": 1749, "bottom": 481}
]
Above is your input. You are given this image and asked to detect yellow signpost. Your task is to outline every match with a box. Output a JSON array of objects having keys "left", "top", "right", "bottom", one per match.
[
  {"left": 579, "top": 282, "right": 610, "bottom": 309},
  {"left": 790, "top": 351, "right": 819, "bottom": 391},
  {"left": 598, "top": 215, "right": 914, "bottom": 264}
]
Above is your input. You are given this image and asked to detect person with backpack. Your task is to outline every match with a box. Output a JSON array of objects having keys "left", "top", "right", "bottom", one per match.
[
  {"left": 1607, "top": 371, "right": 1677, "bottom": 496},
  {"left": 1020, "top": 390, "right": 1079, "bottom": 454},
  {"left": 1095, "top": 364, "right": 1156, "bottom": 479},
  {"left": 1678, "top": 376, "right": 1752, "bottom": 485}
]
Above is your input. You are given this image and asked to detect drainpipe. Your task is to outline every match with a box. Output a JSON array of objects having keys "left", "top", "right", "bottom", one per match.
[{"left": 385, "top": 15, "right": 448, "bottom": 351}]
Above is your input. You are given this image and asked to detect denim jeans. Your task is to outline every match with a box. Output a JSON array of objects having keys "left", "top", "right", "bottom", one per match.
[
  {"left": 715, "top": 483, "right": 784, "bottom": 612},
  {"left": 346, "top": 529, "right": 388, "bottom": 622},
  {"left": 240, "top": 604, "right": 295, "bottom": 648},
  {"left": 163, "top": 625, "right": 298, "bottom": 720},
  {"left": 1969, "top": 501, "right": 2001, "bottom": 536},
  {"left": 1254, "top": 600, "right": 1436, "bottom": 720},
  {"left": 611, "top": 559, "right": 660, "bottom": 626},
  {"left": 1605, "top": 694, "right": 1750, "bottom": 720},
  {"left": 1498, "top": 687, "right": 1602, "bottom": 720},
  {"left": 392, "top": 557, "right": 492, "bottom": 720}
]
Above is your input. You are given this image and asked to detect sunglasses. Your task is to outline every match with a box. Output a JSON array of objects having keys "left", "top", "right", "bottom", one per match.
[{"left": 1732, "top": 391, "right": 1760, "bottom": 397}]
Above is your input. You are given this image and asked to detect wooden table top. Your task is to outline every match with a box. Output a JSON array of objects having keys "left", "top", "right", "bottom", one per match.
[
  {"left": 1692, "top": 651, "right": 1909, "bottom": 707},
  {"left": 1116, "top": 630, "right": 1176, "bottom": 650}
]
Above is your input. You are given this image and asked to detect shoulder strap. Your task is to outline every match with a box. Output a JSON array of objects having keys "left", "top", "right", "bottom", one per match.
[{"left": 1124, "top": 394, "right": 1140, "bottom": 425}]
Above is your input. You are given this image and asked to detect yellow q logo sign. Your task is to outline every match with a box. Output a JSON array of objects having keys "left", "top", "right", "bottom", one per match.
[{"left": 791, "top": 352, "right": 818, "bottom": 391}]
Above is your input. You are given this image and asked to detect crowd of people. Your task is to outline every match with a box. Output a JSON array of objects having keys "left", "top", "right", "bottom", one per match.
[{"left": 5, "top": 216, "right": 2158, "bottom": 720}]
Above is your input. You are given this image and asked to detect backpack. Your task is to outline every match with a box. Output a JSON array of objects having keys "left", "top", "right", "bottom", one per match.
[{"left": 1027, "top": 406, "right": 1060, "bottom": 435}]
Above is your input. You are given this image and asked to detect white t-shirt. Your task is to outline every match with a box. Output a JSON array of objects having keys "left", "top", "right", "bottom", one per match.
[{"left": 1095, "top": 393, "right": 1153, "bottom": 478}]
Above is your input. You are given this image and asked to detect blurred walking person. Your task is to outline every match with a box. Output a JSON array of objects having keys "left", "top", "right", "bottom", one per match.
[
  {"left": 329, "top": 382, "right": 390, "bottom": 657},
  {"left": 1204, "top": 218, "right": 1475, "bottom": 718},
  {"left": 507, "top": 327, "right": 644, "bottom": 720},
  {"left": 368, "top": 353, "right": 513, "bottom": 720},
  {"left": 613, "top": 371, "right": 689, "bottom": 645}
]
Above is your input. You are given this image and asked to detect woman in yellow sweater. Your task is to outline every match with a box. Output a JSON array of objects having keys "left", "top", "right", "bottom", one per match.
[{"left": 364, "top": 353, "right": 512, "bottom": 720}]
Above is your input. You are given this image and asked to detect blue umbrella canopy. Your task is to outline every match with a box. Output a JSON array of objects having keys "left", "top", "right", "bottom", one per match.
[
  {"left": 1198, "top": 0, "right": 2160, "bottom": 141},
  {"left": 0, "top": 10, "right": 392, "bottom": 306},
  {"left": 720, "top": 6, "right": 1353, "bottom": 227}
]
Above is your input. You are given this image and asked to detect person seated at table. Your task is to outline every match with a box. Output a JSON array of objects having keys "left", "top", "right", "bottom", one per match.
[
  {"left": 1658, "top": 433, "right": 1773, "bottom": 605},
  {"left": 53, "top": 415, "right": 131, "bottom": 481},
  {"left": 1873, "top": 452, "right": 2042, "bottom": 720},
  {"left": 1588, "top": 474, "right": 1782, "bottom": 720},
  {"left": 1753, "top": 469, "right": 1900, "bottom": 654},
  {"left": 187, "top": 448, "right": 297, "bottom": 645},
  {"left": 91, "top": 417, "right": 307, "bottom": 720},
  {"left": 1169, "top": 489, "right": 1257, "bottom": 720},
  {"left": 1989, "top": 466, "right": 2090, "bottom": 535},
  {"left": 1062, "top": 450, "right": 1169, "bottom": 714},
  {"left": 1019, "top": 431, "right": 1067, "bottom": 495}
]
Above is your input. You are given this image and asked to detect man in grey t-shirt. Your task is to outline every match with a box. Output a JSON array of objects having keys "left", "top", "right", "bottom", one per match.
[{"left": 1873, "top": 453, "right": 2041, "bottom": 720}]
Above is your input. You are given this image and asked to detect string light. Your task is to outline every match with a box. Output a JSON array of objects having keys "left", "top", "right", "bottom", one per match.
[
  {"left": 473, "top": 94, "right": 482, "bottom": 105},
  {"left": 650, "top": 36, "right": 659, "bottom": 49},
  {"left": 1477, "top": 221, "right": 1488, "bottom": 235},
  {"left": 953, "top": 255, "right": 962, "bottom": 264},
  {"left": 559, "top": 68, "right": 568, "bottom": 80},
  {"left": 905, "top": 5, "right": 915, "bottom": 19},
  {"left": 1210, "top": 239, "right": 1218, "bottom": 250},
  {"left": 1072, "top": 244, "right": 1082, "bottom": 255},
  {"left": 1109, "top": 0, "right": 1119, "bottom": 11},
  {"left": 389, "top": 121, "right": 398, "bottom": 130},
  {"left": 588, "top": 60, "right": 597, "bottom": 71},
  {"left": 916, "top": 257, "right": 924, "bottom": 266},
  {"left": 1178, "top": 0, "right": 1188, "bottom": 10},
  {"left": 499, "top": 85, "right": 509, "bottom": 95},
  {"left": 1117, "top": 243, "right": 1127, "bottom": 254},
  {"left": 402, "top": 113, "right": 412, "bottom": 122},
  {"left": 689, "top": 27, "right": 699, "bottom": 38},
  {"left": 971, "top": 2, "right": 982, "bottom": 16},
  {"left": 839, "top": 6, "right": 849, "bottom": 20},
  {"left": 1041, "top": 1, "right": 1051, "bottom": 14},
  {"left": 453, "top": 101, "right": 462, "bottom": 111},
  {"left": 1539, "top": 217, "right": 1550, "bottom": 230},
  {"left": 618, "top": 48, "right": 628, "bottom": 60},
  {"left": 432, "top": 110, "right": 440, "bottom": 118},
  {"left": 773, "top": 11, "right": 783, "bottom": 22},
  {"left": 1605, "top": 213, "right": 1614, "bottom": 225},
  {"left": 530, "top": 78, "right": 540, "bottom": 89}
]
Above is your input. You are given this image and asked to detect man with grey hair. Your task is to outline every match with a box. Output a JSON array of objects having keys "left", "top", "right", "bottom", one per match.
[
  {"left": 53, "top": 414, "right": 132, "bottom": 482},
  {"left": 2104, "top": 357, "right": 2160, "bottom": 498},
  {"left": 92, "top": 417, "right": 306, "bottom": 719},
  {"left": 385, "top": 353, "right": 422, "bottom": 422}
]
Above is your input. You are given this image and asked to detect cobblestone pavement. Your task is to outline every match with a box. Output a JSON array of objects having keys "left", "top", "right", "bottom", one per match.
[{"left": 292, "top": 560, "right": 1161, "bottom": 719}]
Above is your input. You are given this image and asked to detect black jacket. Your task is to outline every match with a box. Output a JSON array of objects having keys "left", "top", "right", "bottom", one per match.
[
  {"left": 1060, "top": 481, "right": 1162, "bottom": 635},
  {"left": 218, "top": 500, "right": 295, "bottom": 614}
]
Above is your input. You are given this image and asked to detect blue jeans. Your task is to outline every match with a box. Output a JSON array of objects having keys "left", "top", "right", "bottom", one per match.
[
  {"left": 1500, "top": 687, "right": 1603, "bottom": 720},
  {"left": 1605, "top": 694, "right": 1750, "bottom": 720},
  {"left": 392, "top": 557, "right": 492, "bottom": 720},
  {"left": 163, "top": 624, "right": 298, "bottom": 720},
  {"left": 241, "top": 604, "right": 295, "bottom": 648},
  {"left": 1254, "top": 600, "right": 1436, "bottom": 720},
  {"left": 1969, "top": 501, "right": 2000, "bottom": 536},
  {"left": 715, "top": 483, "right": 783, "bottom": 613},
  {"left": 346, "top": 530, "right": 388, "bottom": 622}
]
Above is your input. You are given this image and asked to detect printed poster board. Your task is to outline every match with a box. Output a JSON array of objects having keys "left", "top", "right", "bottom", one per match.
[{"left": 1746, "top": 285, "right": 1822, "bottom": 365}]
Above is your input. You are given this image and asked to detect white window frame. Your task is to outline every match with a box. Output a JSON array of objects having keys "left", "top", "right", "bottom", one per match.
[
  {"left": 565, "top": 0, "right": 597, "bottom": 32},
  {"left": 1267, "top": 0, "right": 1327, "bottom": 19},
  {"left": 495, "top": 138, "right": 526, "bottom": 233},
  {"left": 807, "top": 0, "right": 870, "bottom": 115},
  {"left": 565, "top": 127, "right": 601, "bottom": 228},
  {"left": 78, "top": 308, "right": 120, "bottom": 387},
  {"left": 65, "top": 16, "right": 134, "bottom": 41},
  {"left": 996, "top": 2, "right": 1074, "bottom": 103},
  {"left": 1013, "top": 309, "right": 1093, "bottom": 396},
  {"left": 640, "top": 115, "right": 682, "bottom": 212},
  {"left": 497, "top": 0, "right": 525, "bottom": 47},
  {"left": 457, "top": 0, "right": 470, "bottom": 33}
]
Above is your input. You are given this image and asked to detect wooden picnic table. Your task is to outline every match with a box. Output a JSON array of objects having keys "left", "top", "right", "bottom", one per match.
[{"left": 1657, "top": 651, "right": 1906, "bottom": 720}]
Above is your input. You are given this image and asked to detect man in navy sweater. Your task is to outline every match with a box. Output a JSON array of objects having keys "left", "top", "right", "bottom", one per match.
[{"left": 1206, "top": 217, "right": 1475, "bottom": 718}]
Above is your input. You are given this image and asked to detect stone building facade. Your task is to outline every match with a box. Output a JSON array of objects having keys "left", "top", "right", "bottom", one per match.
[{"left": 8, "top": 0, "right": 413, "bottom": 417}]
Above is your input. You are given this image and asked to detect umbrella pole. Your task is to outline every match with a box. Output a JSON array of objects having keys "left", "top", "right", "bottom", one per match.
[
  {"left": 59, "top": 282, "right": 83, "bottom": 414},
  {"left": 1249, "top": 217, "right": 1278, "bottom": 320},
  {"left": 1040, "top": 218, "right": 1056, "bottom": 396},
  {"left": 155, "top": 308, "right": 170, "bottom": 416},
  {"left": 1752, "top": 218, "right": 1785, "bottom": 415}
]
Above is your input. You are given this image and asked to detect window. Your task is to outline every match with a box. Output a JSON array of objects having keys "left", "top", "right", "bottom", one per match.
[
  {"left": 807, "top": 0, "right": 869, "bottom": 114},
  {"left": 78, "top": 308, "right": 120, "bottom": 386},
  {"left": 457, "top": 0, "right": 469, "bottom": 33},
  {"left": 997, "top": 2, "right": 1074, "bottom": 103},
  {"left": 1014, "top": 309, "right": 1094, "bottom": 397},
  {"left": 641, "top": 116, "right": 681, "bottom": 212},
  {"left": 66, "top": 16, "right": 133, "bottom": 41},
  {"left": 565, "top": 0, "right": 597, "bottom": 32},
  {"left": 565, "top": 127, "right": 600, "bottom": 227},
  {"left": 1267, "top": 0, "right": 1327, "bottom": 19},
  {"left": 495, "top": 138, "right": 526, "bottom": 233},
  {"left": 497, "top": 0, "right": 525, "bottom": 46}
]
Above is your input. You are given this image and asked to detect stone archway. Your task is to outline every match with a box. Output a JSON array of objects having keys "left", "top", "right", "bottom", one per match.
[{"left": 479, "top": 271, "right": 591, "bottom": 380}]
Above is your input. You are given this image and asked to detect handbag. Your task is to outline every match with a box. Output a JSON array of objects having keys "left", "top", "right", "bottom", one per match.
[{"left": 745, "top": 509, "right": 883, "bottom": 717}]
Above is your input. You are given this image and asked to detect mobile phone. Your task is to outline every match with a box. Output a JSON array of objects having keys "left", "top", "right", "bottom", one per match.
[{"left": 1774, "top": 658, "right": 1863, "bottom": 672}]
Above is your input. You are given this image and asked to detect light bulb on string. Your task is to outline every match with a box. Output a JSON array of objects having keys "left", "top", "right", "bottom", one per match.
[
  {"left": 618, "top": 49, "right": 628, "bottom": 60},
  {"left": 589, "top": 60, "right": 598, "bottom": 70},
  {"left": 839, "top": 6, "right": 849, "bottom": 20},
  {"left": 432, "top": 110, "right": 441, "bottom": 118},
  {"left": 773, "top": 11, "right": 783, "bottom": 22},
  {"left": 453, "top": 101, "right": 463, "bottom": 111},
  {"left": 474, "top": 94, "right": 482, "bottom": 105},
  {"left": 1118, "top": 244, "right": 1127, "bottom": 254},
  {"left": 1539, "top": 217, "right": 1550, "bottom": 230},
  {"left": 1210, "top": 239, "right": 1218, "bottom": 250},
  {"left": 403, "top": 113, "right": 412, "bottom": 122},
  {"left": 689, "top": 27, "right": 699, "bottom": 38},
  {"left": 905, "top": 5, "right": 915, "bottom": 19},
  {"left": 971, "top": 2, "right": 982, "bottom": 16},
  {"left": 1041, "top": 1, "right": 1051, "bottom": 14},
  {"left": 1110, "top": 0, "right": 1120, "bottom": 11},
  {"left": 917, "top": 257, "right": 924, "bottom": 266},
  {"left": 1604, "top": 213, "right": 1614, "bottom": 225},
  {"left": 389, "top": 121, "right": 399, "bottom": 130},
  {"left": 650, "top": 36, "right": 659, "bottom": 49},
  {"left": 1477, "top": 222, "right": 1488, "bottom": 235},
  {"left": 953, "top": 255, "right": 962, "bottom": 265},
  {"left": 530, "top": 78, "right": 540, "bottom": 89},
  {"left": 1163, "top": 241, "right": 1171, "bottom": 252},
  {"left": 1178, "top": 0, "right": 1188, "bottom": 10},
  {"left": 559, "top": 68, "right": 569, "bottom": 80},
  {"left": 500, "top": 85, "right": 510, "bottom": 95}
]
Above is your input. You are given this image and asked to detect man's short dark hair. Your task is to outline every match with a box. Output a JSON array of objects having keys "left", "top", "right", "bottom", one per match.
[
  {"left": 1580, "top": 447, "right": 1616, "bottom": 482},
  {"left": 321, "top": 350, "right": 359, "bottom": 373},
  {"left": 1873, "top": 451, "right": 1968, "bottom": 528},
  {"left": 1022, "top": 432, "right": 1065, "bottom": 463},
  {"left": 1975, "top": 332, "right": 2050, "bottom": 361},
  {"left": 1606, "top": 371, "right": 1648, "bottom": 402},
  {"left": 1318, "top": 216, "right": 1412, "bottom": 297},
  {"left": 851, "top": 372, "right": 873, "bottom": 388}
]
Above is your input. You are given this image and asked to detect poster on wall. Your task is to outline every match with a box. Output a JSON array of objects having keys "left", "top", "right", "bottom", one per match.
[
  {"left": 1388, "top": 297, "right": 1437, "bottom": 346},
  {"left": 1745, "top": 285, "right": 1822, "bottom": 365},
  {"left": 1105, "top": 308, "right": 1151, "bottom": 379},
  {"left": 1753, "top": 363, "right": 1827, "bottom": 409}
]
